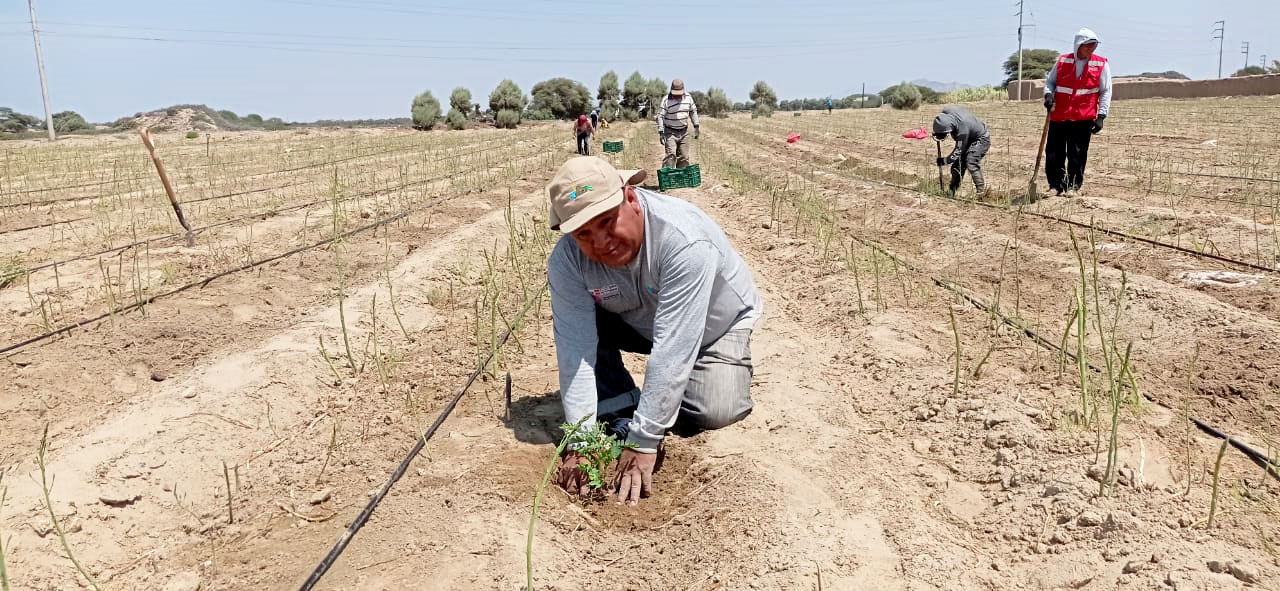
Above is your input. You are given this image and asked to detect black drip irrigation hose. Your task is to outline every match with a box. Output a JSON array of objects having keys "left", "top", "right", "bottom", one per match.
[
  {"left": 0, "top": 210, "right": 406, "bottom": 357},
  {"left": 296, "top": 283, "right": 547, "bottom": 591},
  {"left": 850, "top": 233, "right": 1280, "bottom": 483}
]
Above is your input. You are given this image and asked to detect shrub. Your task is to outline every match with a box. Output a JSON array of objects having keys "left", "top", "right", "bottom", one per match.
[
  {"left": 449, "top": 87, "right": 472, "bottom": 113},
  {"left": 523, "top": 109, "right": 555, "bottom": 121},
  {"left": 244, "top": 113, "right": 264, "bottom": 125},
  {"left": 840, "top": 93, "right": 881, "bottom": 108},
  {"left": 706, "top": 87, "right": 731, "bottom": 118},
  {"left": 0, "top": 107, "right": 41, "bottom": 133},
  {"left": 263, "top": 117, "right": 288, "bottom": 131},
  {"left": 51, "top": 111, "right": 89, "bottom": 133},
  {"left": 531, "top": 77, "right": 592, "bottom": 119},
  {"left": 495, "top": 109, "right": 521, "bottom": 129},
  {"left": 689, "top": 90, "right": 707, "bottom": 114},
  {"left": 217, "top": 109, "right": 239, "bottom": 122},
  {"left": 749, "top": 81, "right": 777, "bottom": 117},
  {"left": 941, "top": 86, "right": 1006, "bottom": 103},
  {"left": 445, "top": 108, "right": 466, "bottom": 130},
  {"left": 410, "top": 90, "right": 441, "bottom": 130},
  {"left": 1232, "top": 66, "right": 1267, "bottom": 77},
  {"left": 621, "top": 71, "right": 646, "bottom": 116},
  {"left": 489, "top": 80, "right": 527, "bottom": 128},
  {"left": 186, "top": 131, "right": 200, "bottom": 139},
  {"left": 881, "top": 82, "right": 922, "bottom": 110},
  {"left": 598, "top": 70, "right": 620, "bottom": 118}
]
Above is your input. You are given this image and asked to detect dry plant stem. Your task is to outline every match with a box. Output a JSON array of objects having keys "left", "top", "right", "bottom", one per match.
[
  {"left": 317, "top": 336, "right": 342, "bottom": 386},
  {"left": 527, "top": 417, "right": 587, "bottom": 591},
  {"left": 317, "top": 420, "right": 339, "bottom": 484},
  {"left": 37, "top": 425, "right": 103, "bottom": 591},
  {"left": 0, "top": 485, "right": 9, "bottom": 591},
  {"left": 222, "top": 460, "right": 234, "bottom": 524},
  {"left": 1207, "top": 438, "right": 1230, "bottom": 529},
  {"left": 948, "top": 307, "right": 961, "bottom": 398}
]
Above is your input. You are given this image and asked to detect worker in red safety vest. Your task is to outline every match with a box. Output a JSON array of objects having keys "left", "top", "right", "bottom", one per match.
[{"left": 1042, "top": 28, "right": 1112, "bottom": 196}]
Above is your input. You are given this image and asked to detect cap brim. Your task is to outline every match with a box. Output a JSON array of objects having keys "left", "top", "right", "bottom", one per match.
[
  {"left": 557, "top": 189, "right": 624, "bottom": 233},
  {"left": 554, "top": 169, "right": 646, "bottom": 232},
  {"left": 670, "top": 89, "right": 685, "bottom": 95}
]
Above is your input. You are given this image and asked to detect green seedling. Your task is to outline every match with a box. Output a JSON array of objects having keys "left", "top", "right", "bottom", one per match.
[{"left": 563, "top": 421, "right": 636, "bottom": 490}]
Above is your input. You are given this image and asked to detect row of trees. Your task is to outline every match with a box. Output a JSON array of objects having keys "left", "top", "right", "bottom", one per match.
[
  {"left": 411, "top": 74, "right": 778, "bottom": 130},
  {"left": 0, "top": 107, "right": 91, "bottom": 134},
  {"left": 776, "top": 94, "right": 883, "bottom": 111}
]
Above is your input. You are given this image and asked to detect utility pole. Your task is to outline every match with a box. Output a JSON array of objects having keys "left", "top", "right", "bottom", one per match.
[
  {"left": 1241, "top": 41, "right": 1250, "bottom": 71},
  {"left": 27, "top": 0, "right": 55, "bottom": 141},
  {"left": 1261, "top": 54, "right": 1267, "bottom": 69},
  {"left": 861, "top": 82, "right": 865, "bottom": 107},
  {"left": 1015, "top": 0, "right": 1025, "bottom": 101},
  {"left": 1211, "top": 21, "right": 1225, "bottom": 78}
]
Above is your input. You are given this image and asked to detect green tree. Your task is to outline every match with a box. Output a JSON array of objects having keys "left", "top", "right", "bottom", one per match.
[
  {"left": 705, "top": 87, "right": 731, "bottom": 118},
  {"left": 1002, "top": 48, "right": 1060, "bottom": 86},
  {"left": 446, "top": 108, "right": 467, "bottom": 130},
  {"left": 689, "top": 90, "right": 707, "bottom": 114},
  {"left": 530, "top": 77, "right": 592, "bottom": 119},
  {"left": 244, "top": 113, "right": 264, "bottom": 125},
  {"left": 51, "top": 111, "right": 89, "bottom": 133},
  {"left": 621, "top": 71, "right": 646, "bottom": 121},
  {"left": 263, "top": 117, "right": 288, "bottom": 131},
  {"left": 0, "top": 107, "right": 41, "bottom": 133},
  {"left": 645, "top": 77, "right": 667, "bottom": 118},
  {"left": 1232, "top": 65, "right": 1267, "bottom": 77},
  {"left": 881, "top": 82, "right": 922, "bottom": 110},
  {"left": 411, "top": 90, "right": 441, "bottom": 130},
  {"left": 598, "top": 71, "right": 620, "bottom": 119},
  {"left": 449, "top": 87, "right": 472, "bottom": 114},
  {"left": 749, "top": 81, "right": 777, "bottom": 118},
  {"left": 489, "top": 79, "right": 527, "bottom": 129}
]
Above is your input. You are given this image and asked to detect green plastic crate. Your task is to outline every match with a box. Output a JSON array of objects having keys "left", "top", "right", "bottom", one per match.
[
  {"left": 658, "top": 164, "right": 701, "bottom": 190},
  {"left": 603, "top": 140, "right": 624, "bottom": 153}
]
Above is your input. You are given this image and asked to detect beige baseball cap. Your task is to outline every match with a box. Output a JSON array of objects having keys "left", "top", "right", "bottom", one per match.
[
  {"left": 547, "top": 156, "right": 646, "bottom": 232},
  {"left": 670, "top": 79, "right": 685, "bottom": 96}
]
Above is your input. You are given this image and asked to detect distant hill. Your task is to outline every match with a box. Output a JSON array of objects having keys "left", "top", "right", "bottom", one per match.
[
  {"left": 911, "top": 79, "right": 973, "bottom": 92},
  {"left": 1116, "top": 71, "right": 1190, "bottom": 80},
  {"left": 109, "top": 105, "right": 409, "bottom": 132}
]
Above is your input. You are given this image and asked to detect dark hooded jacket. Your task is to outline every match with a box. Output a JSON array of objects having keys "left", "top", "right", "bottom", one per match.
[{"left": 932, "top": 106, "right": 988, "bottom": 161}]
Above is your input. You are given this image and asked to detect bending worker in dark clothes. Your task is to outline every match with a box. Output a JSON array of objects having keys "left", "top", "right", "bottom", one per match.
[
  {"left": 1043, "top": 27, "right": 1112, "bottom": 196},
  {"left": 933, "top": 105, "right": 990, "bottom": 196}
]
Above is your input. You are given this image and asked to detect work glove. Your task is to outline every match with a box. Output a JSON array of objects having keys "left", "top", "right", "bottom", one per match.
[
  {"left": 936, "top": 156, "right": 946, "bottom": 167},
  {"left": 1090, "top": 114, "right": 1105, "bottom": 134},
  {"left": 694, "top": 126, "right": 700, "bottom": 140},
  {"left": 1043, "top": 94, "right": 1055, "bottom": 110}
]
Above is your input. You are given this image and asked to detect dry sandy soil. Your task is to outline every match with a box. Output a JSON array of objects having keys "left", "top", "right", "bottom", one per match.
[{"left": 1, "top": 98, "right": 1278, "bottom": 591}]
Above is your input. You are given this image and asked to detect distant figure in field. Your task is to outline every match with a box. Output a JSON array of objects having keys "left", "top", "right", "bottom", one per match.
[
  {"left": 933, "top": 106, "right": 990, "bottom": 196},
  {"left": 656, "top": 79, "right": 700, "bottom": 169},
  {"left": 589, "top": 107, "right": 600, "bottom": 130},
  {"left": 826, "top": 97, "right": 833, "bottom": 114},
  {"left": 1043, "top": 28, "right": 1112, "bottom": 196},
  {"left": 575, "top": 114, "right": 594, "bottom": 155}
]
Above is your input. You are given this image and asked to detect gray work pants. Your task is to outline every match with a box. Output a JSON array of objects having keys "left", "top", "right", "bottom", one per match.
[
  {"left": 594, "top": 308, "right": 753, "bottom": 433},
  {"left": 661, "top": 126, "right": 693, "bottom": 169},
  {"left": 949, "top": 135, "right": 990, "bottom": 193}
]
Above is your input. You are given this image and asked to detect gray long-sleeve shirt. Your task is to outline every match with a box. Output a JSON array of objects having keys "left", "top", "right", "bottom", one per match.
[
  {"left": 656, "top": 93, "right": 699, "bottom": 134},
  {"left": 933, "top": 106, "right": 988, "bottom": 162},
  {"left": 548, "top": 189, "right": 761, "bottom": 451}
]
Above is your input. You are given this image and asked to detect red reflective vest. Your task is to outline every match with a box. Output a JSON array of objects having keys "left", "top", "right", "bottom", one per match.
[{"left": 1050, "top": 53, "right": 1107, "bottom": 122}]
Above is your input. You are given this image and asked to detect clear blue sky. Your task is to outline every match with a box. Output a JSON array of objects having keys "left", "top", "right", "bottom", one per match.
[{"left": 1, "top": 0, "right": 1276, "bottom": 123}]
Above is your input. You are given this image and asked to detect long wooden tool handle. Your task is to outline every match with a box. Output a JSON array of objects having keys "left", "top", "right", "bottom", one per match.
[
  {"left": 1032, "top": 111, "right": 1051, "bottom": 175},
  {"left": 935, "top": 139, "right": 945, "bottom": 192},
  {"left": 140, "top": 127, "right": 194, "bottom": 246}
]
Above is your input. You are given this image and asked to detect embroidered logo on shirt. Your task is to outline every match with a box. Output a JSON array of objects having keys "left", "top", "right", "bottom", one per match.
[
  {"left": 567, "top": 184, "right": 593, "bottom": 201},
  {"left": 589, "top": 284, "right": 620, "bottom": 303},
  {"left": 644, "top": 285, "right": 658, "bottom": 295}
]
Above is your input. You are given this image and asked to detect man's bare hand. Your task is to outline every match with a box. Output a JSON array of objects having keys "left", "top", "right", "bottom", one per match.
[
  {"left": 555, "top": 451, "right": 592, "bottom": 496},
  {"left": 612, "top": 448, "right": 656, "bottom": 505}
]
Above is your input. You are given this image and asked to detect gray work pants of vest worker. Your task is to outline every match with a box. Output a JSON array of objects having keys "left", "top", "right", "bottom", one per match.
[
  {"left": 661, "top": 126, "right": 693, "bottom": 169},
  {"left": 593, "top": 308, "right": 753, "bottom": 434}
]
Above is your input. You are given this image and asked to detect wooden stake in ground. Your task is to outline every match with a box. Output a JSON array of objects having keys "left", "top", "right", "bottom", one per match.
[
  {"left": 934, "top": 140, "right": 945, "bottom": 194},
  {"left": 140, "top": 127, "right": 195, "bottom": 246},
  {"left": 1028, "top": 111, "right": 1051, "bottom": 201}
]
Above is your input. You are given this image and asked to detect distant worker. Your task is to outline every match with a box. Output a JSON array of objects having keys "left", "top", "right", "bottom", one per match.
[
  {"left": 1043, "top": 28, "right": 1111, "bottom": 196},
  {"left": 589, "top": 107, "right": 600, "bottom": 130},
  {"left": 574, "top": 114, "right": 594, "bottom": 155},
  {"left": 933, "top": 106, "right": 990, "bottom": 196},
  {"left": 826, "top": 97, "right": 833, "bottom": 114},
  {"left": 656, "top": 79, "right": 700, "bottom": 169}
]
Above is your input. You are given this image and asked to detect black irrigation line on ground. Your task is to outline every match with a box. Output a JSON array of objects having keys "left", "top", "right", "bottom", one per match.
[
  {"left": 0, "top": 209, "right": 407, "bottom": 357},
  {"left": 296, "top": 285, "right": 547, "bottom": 591},
  {"left": 0, "top": 136, "right": 560, "bottom": 285},
  {"left": 711, "top": 137, "right": 1280, "bottom": 482},
  {"left": 725, "top": 126, "right": 1280, "bottom": 274}
]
